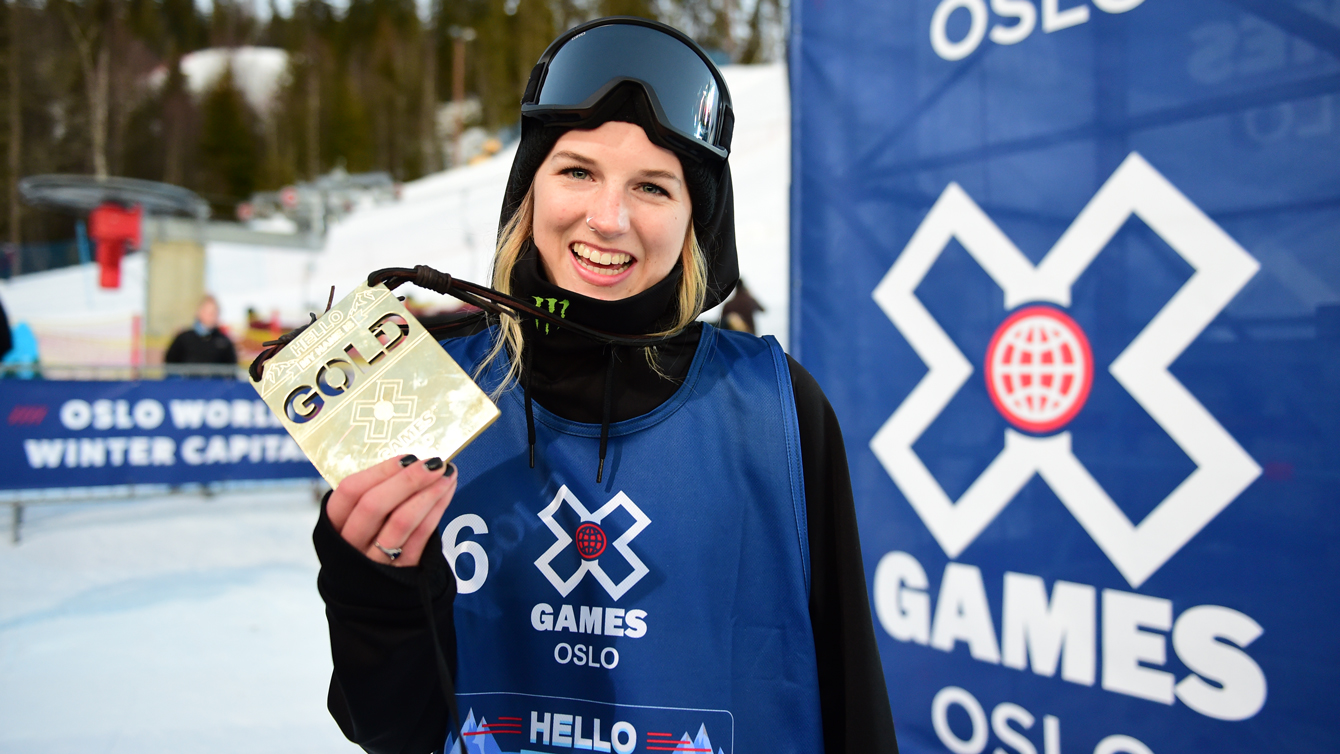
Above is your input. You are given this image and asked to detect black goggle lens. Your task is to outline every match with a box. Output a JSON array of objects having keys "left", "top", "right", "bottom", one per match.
[{"left": 531, "top": 23, "right": 723, "bottom": 153}]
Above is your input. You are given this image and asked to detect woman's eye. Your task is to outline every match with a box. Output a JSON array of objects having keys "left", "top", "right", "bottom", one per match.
[
  {"left": 639, "top": 183, "right": 668, "bottom": 196},
  {"left": 563, "top": 167, "right": 590, "bottom": 180}
]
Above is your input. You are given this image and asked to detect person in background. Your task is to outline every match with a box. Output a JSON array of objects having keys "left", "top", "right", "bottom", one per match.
[
  {"left": 0, "top": 292, "right": 39, "bottom": 378},
  {"left": 719, "top": 277, "right": 764, "bottom": 333},
  {"left": 2, "top": 322, "right": 40, "bottom": 378},
  {"left": 165, "top": 295, "right": 237, "bottom": 366}
]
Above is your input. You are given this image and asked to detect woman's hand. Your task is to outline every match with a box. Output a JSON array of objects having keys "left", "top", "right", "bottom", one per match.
[{"left": 326, "top": 454, "right": 458, "bottom": 567}]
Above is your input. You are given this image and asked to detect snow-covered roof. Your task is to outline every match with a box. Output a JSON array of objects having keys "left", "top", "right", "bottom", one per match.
[{"left": 146, "top": 47, "right": 290, "bottom": 116}]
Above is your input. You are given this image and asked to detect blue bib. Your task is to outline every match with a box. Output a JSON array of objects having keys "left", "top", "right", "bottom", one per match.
[{"left": 438, "top": 325, "right": 823, "bottom": 754}]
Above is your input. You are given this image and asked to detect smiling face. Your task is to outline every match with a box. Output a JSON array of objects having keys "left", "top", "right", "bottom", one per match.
[{"left": 531, "top": 121, "right": 693, "bottom": 300}]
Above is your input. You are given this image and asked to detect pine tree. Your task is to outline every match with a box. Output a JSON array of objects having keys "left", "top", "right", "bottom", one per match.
[
  {"left": 197, "top": 63, "right": 261, "bottom": 214},
  {"left": 325, "top": 75, "right": 374, "bottom": 173},
  {"left": 2, "top": 0, "right": 789, "bottom": 252},
  {"left": 601, "top": 0, "right": 656, "bottom": 20}
]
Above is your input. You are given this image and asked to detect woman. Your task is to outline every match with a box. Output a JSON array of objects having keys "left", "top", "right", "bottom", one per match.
[{"left": 314, "top": 17, "right": 898, "bottom": 754}]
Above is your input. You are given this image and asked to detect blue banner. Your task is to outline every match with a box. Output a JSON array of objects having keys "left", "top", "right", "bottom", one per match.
[
  {"left": 2, "top": 380, "right": 317, "bottom": 489},
  {"left": 791, "top": 1, "right": 1338, "bottom": 752}
]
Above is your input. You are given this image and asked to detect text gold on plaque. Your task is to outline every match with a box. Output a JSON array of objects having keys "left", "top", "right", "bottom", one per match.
[{"left": 253, "top": 282, "right": 499, "bottom": 487}]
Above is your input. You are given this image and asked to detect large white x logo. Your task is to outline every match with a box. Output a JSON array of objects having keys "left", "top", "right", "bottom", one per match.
[
  {"left": 871, "top": 153, "right": 1261, "bottom": 588},
  {"left": 534, "top": 485, "right": 651, "bottom": 600}
]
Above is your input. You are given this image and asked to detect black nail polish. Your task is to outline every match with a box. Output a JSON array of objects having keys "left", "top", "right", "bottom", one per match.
[
  {"left": 399, "top": 454, "right": 419, "bottom": 467},
  {"left": 424, "top": 457, "right": 444, "bottom": 471},
  {"left": 444, "top": 462, "right": 457, "bottom": 478}
]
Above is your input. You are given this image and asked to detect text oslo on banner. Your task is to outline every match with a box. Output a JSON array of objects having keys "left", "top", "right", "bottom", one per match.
[{"left": 792, "top": 1, "right": 1340, "bottom": 751}]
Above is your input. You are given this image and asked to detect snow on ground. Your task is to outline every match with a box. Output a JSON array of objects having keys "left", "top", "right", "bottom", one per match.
[
  {"left": 207, "top": 241, "right": 326, "bottom": 327},
  {"left": 0, "top": 256, "right": 147, "bottom": 365},
  {"left": 308, "top": 139, "right": 517, "bottom": 312},
  {"left": 0, "top": 486, "right": 363, "bottom": 753}
]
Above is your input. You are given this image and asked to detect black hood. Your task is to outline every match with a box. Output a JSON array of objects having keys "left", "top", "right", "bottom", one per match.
[{"left": 497, "top": 83, "right": 739, "bottom": 322}]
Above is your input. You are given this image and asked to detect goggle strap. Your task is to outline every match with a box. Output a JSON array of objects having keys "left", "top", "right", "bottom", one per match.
[
  {"left": 523, "top": 62, "right": 544, "bottom": 105},
  {"left": 720, "top": 105, "right": 735, "bottom": 153}
]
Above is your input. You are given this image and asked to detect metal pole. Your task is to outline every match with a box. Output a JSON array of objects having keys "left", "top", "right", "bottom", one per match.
[
  {"left": 11, "top": 503, "right": 21, "bottom": 544},
  {"left": 421, "top": 31, "right": 439, "bottom": 174},
  {"left": 452, "top": 36, "right": 465, "bottom": 167},
  {"left": 8, "top": 0, "right": 22, "bottom": 273},
  {"left": 448, "top": 26, "right": 475, "bottom": 168}
]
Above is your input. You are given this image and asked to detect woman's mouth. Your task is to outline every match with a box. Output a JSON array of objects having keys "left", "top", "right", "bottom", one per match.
[{"left": 571, "top": 242, "right": 633, "bottom": 277}]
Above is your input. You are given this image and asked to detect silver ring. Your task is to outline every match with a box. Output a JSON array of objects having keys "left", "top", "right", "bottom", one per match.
[
  {"left": 373, "top": 541, "right": 403, "bottom": 561},
  {"left": 586, "top": 216, "right": 596, "bottom": 232}
]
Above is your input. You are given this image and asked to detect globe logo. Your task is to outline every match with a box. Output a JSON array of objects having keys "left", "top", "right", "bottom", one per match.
[
  {"left": 574, "top": 522, "right": 608, "bottom": 560},
  {"left": 984, "top": 306, "right": 1093, "bottom": 434}
]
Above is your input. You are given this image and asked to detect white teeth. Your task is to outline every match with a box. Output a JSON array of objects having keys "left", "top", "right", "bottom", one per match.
[{"left": 571, "top": 242, "right": 631, "bottom": 276}]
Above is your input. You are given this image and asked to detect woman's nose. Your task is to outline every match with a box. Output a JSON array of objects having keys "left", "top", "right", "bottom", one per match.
[{"left": 585, "top": 186, "right": 630, "bottom": 237}]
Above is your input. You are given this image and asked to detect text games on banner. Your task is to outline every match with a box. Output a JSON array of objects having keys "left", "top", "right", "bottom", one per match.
[
  {"left": 792, "top": 1, "right": 1339, "bottom": 752},
  {"left": 2, "top": 381, "right": 317, "bottom": 489}
]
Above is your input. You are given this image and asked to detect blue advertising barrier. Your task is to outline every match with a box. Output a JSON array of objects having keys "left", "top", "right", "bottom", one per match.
[
  {"left": 791, "top": 1, "right": 1339, "bottom": 752},
  {"left": 2, "top": 380, "right": 317, "bottom": 490}
]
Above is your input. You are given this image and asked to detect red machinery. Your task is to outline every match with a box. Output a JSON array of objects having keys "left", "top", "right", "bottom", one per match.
[
  {"left": 17, "top": 175, "right": 208, "bottom": 290},
  {"left": 87, "top": 203, "right": 142, "bottom": 289}
]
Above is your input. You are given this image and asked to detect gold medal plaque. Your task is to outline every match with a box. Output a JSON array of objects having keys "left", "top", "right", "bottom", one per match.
[{"left": 253, "top": 282, "right": 499, "bottom": 487}]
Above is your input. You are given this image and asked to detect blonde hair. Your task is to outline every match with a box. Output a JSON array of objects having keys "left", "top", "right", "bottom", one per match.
[{"left": 478, "top": 184, "right": 708, "bottom": 396}]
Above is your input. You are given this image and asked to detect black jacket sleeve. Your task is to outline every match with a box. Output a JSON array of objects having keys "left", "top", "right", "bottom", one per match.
[
  {"left": 314, "top": 497, "right": 457, "bottom": 754},
  {"left": 164, "top": 332, "right": 186, "bottom": 364},
  {"left": 789, "top": 355, "right": 900, "bottom": 753},
  {"left": 0, "top": 296, "right": 12, "bottom": 358},
  {"left": 217, "top": 333, "right": 238, "bottom": 365}
]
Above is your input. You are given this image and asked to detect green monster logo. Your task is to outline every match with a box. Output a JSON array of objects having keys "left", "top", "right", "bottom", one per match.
[{"left": 533, "top": 297, "right": 570, "bottom": 334}]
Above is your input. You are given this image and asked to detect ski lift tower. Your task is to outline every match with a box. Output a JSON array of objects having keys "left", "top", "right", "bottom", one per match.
[{"left": 19, "top": 175, "right": 211, "bottom": 365}]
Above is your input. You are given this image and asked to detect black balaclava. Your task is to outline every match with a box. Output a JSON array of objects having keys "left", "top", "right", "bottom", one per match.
[
  {"left": 499, "top": 82, "right": 738, "bottom": 333},
  {"left": 498, "top": 83, "right": 739, "bottom": 481}
]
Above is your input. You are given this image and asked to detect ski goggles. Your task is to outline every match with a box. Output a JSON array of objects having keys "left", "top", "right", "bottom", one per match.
[{"left": 521, "top": 17, "right": 733, "bottom": 161}]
